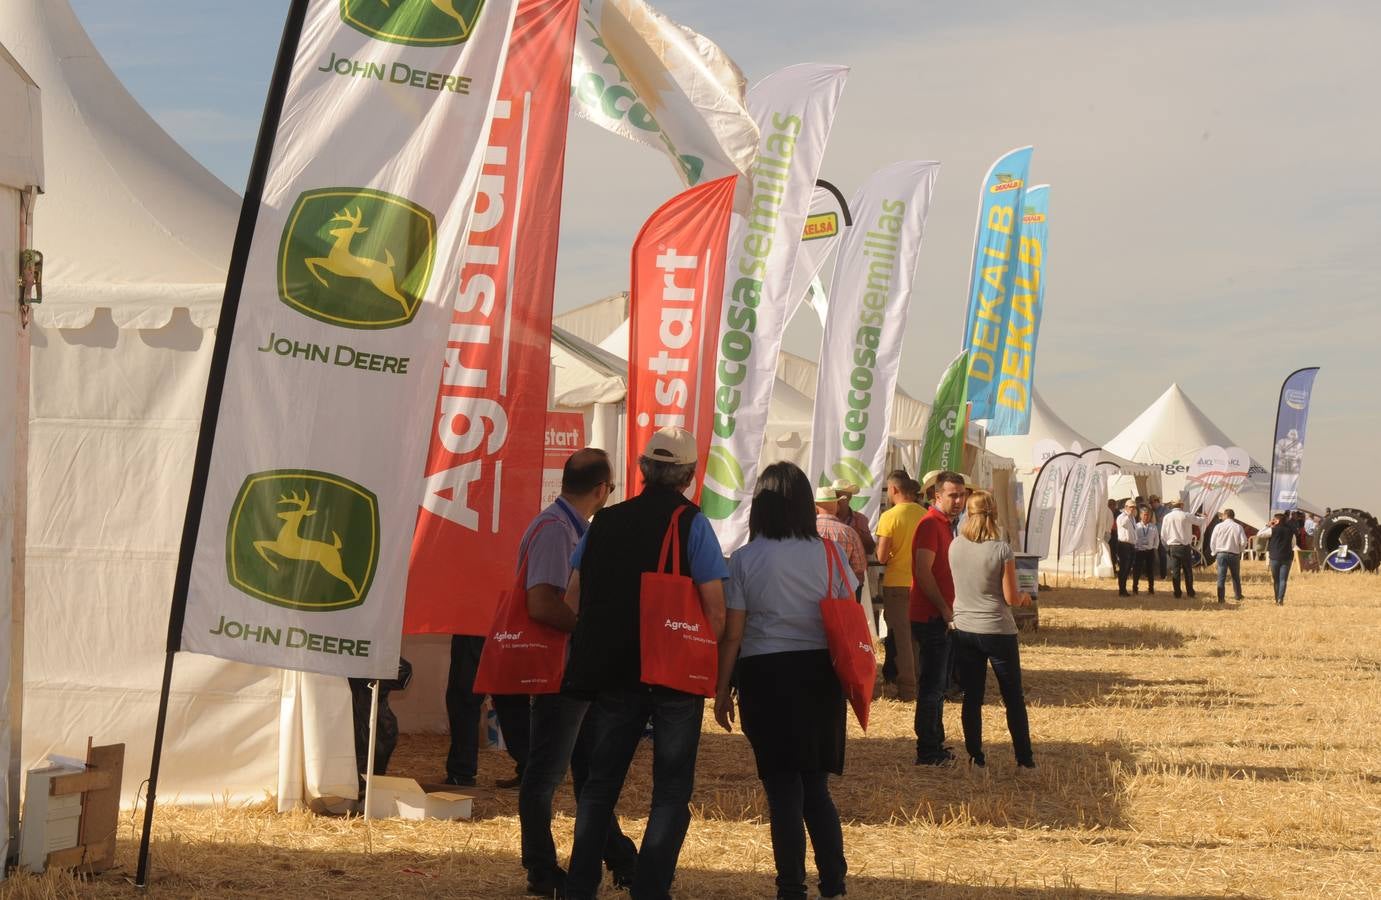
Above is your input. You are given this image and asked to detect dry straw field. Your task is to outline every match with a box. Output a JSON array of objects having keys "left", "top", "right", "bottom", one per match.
[{"left": 5, "top": 562, "right": 1379, "bottom": 898}]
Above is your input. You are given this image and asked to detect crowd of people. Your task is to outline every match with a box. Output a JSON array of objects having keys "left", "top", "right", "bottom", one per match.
[
  {"left": 1109, "top": 497, "right": 1315, "bottom": 605},
  {"left": 429, "top": 427, "right": 1036, "bottom": 899},
  {"left": 359, "top": 431, "right": 1324, "bottom": 899}
]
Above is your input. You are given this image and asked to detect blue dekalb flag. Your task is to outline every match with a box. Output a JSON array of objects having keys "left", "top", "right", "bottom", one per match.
[
  {"left": 961, "top": 146, "right": 1033, "bottom": 420},
  {"left": 1269, "top": 367, "right": 1320, "bottom": 510},
  {"left": 987, "top": 185, "right": 1049, "bottom": 436}
]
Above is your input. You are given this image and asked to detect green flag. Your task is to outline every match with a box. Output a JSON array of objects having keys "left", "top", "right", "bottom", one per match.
[{"left": 920, "top": 350, "right": 969, "bottom": 475}]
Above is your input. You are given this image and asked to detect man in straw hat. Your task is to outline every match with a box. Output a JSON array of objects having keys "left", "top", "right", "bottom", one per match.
[
  {"left": 830, "top": 478, "right": 876, "bottom": 558},
  {"left": 560, "top": 426, "right": 728, "bottom": 900},
  {"left": 815, "top": 484, "right": 866, "bottom": 592}
]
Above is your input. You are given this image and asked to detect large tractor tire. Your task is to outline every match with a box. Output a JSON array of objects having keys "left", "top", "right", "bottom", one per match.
[
  {"left": 1317, "top": 508, "right": 1378, "bottom": 555},
  {"left": 1337, "top": 523, "right": 1381, "bottom": 572}
]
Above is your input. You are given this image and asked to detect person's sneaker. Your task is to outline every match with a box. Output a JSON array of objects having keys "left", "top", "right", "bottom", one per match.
[
  {"left": 968, "top": 754, "right": 986, "bottom": 768},
  {"left": 608, "top": 860, "right": 636, "bottom": 889},
  {"left": 527, "top": 867, "right": 566, "bottom": 897},
  {"left": 1118, "top": 591, "right": 1130, "bottom": 597},
  {"left": 1188, "top": 592, "right": 1197, "bottom": 598},
  {"left": 1173, "top": 591, "right": 1182, "bottom": 599},
  {"left": 443, "top": 773, "right": 476, "bottom": 787},
  {"left": 496, "top": 773, "right": 523, "bottom": 789},
  {"left": 1016, "top": 761, "right": 1037, "bottom": 773}
]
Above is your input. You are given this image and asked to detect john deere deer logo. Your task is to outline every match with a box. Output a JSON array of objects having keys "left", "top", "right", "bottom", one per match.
[
  {"left": 227, "top": 470, "right": 379, "bottom": 611},
  {"left": 341, "top": 0, "right": 486, "bottom": 46},
  {"left": 279, "top": 188, "right": 435, "bottom": 329}
]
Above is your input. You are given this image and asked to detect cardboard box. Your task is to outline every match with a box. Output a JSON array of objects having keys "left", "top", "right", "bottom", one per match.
[{"left": 365, "top": 775, "right": 473, "bottom": 821}]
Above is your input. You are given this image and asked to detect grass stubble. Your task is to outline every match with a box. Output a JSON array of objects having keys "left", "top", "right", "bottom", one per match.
[{"left": 3, "top": 563, "right": 1377, "bottom": 898}]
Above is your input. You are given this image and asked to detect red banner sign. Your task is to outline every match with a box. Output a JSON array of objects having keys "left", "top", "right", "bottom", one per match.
[
  {"left": 405, "top": 0, "right": 579, "bottom": 636},
  {"left": 626, "top": 176, "right": 737, "bottom": 496},
  {"left": 542, "top": 411, "right": 587, "bottom": 507}
]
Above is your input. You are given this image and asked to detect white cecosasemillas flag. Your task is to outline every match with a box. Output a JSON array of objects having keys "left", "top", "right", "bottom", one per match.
[
  {"left": 570, "top": 0, "right": 759, "bottom": 184},
  {"left": 696, "top": 64, "right": 848, "bottom": 552},
  {"left": 809, "top": 161, "right": 940, "bottom": 526},
  {"left": 175, "top": 0, "right": 517, "bottom": 678}
]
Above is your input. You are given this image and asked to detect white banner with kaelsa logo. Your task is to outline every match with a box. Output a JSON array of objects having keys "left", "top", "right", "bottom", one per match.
[
  {"left": 570, "top": 0, "right": 758, "bottom": 184},
  {"left": 175, "top": 0, "right": 516, "bottom": 677},
  {"left": 699, "top": 64, "right": 848, "bottom": 554},
  {"left": 809, "top": 161, "right": 939, "bottom": 526}
]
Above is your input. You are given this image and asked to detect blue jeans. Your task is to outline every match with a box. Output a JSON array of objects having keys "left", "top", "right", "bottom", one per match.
[
  {"left": 1216, "top": 552, "right": 1242, "bottom": 601},
  {"left": 910, "top": 619, "right": 951, "bottom": 761},
  {"left": 563, "top": 689, "right": 704, "bottom": 900},
  {"left": 952, "top": 630, "right": 1033, "bottom": 766},
  {"left": 1270, "top": 556, "right": 1293, "bottom": 602},
  {"left": 518, "top": 693, "right": 637, "bottom": 880}
]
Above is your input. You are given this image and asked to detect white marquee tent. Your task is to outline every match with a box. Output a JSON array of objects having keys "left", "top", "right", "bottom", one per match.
[
  {"left": 5, "top": 0, "right": 358, "bottom": 808},
  {"left": 1103, "top": 383, "right": 1276, "bottom": 529},
  {"left": 1, "top": 33, "right": 42, "bottom": 867}
]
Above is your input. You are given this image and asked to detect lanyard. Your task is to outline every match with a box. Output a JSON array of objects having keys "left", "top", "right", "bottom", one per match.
[{"left": 554, "top": 497, "right": 588, "bottom": 537}]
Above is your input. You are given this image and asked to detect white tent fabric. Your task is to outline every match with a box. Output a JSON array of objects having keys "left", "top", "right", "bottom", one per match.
[
  {"left": 2, "top": 36, "right": 42, "bottom": 871},
  {"left": 986, "top": 392, "right": 1159, "bottom": 571},
  {"left": 1103, "top": 383, "right": 1274, "bottom": 528},
  {"left": 5, "top": 0, "right": 357, "bottom": 809}
]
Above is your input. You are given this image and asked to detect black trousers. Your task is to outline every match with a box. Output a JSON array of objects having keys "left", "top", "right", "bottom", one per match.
[
  {"left": 761, "top": 770, "right": 846, "bottom": 900},
  {"left": 1167, "top": 545, "right": 1196, "bottom": 596},
  {"left": 1133, "top": 549, "right": 1156, "bottom": 592},
  {"left": 952, "top": 630, "right": 1033, "bottom": 766},
  {"left": 1116, "top": 543, "right": 1136, "bottom": 594},
  {"left": 445, "top": 634, "right": 531, "bottom": 780}
]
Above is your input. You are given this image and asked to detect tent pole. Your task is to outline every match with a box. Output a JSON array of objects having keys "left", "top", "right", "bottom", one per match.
[
  {"left": 135, "top": 649, "right": 177, "bottom": 888},
  {"left": 364, "top": 679, "right": 380, "bottom": 851}
]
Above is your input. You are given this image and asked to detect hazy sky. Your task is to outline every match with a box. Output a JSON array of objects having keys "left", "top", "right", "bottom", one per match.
[{"left": 69, "top": 0, "right": 1381, "bottom": 512}]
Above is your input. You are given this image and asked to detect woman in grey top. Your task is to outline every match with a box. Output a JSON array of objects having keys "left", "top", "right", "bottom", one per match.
[
  {"left": 715, "top": 462, "right": 857, "bottom": 900},
  {"left": 947, "top": 489, "right": 1035, "bottom": 769}
]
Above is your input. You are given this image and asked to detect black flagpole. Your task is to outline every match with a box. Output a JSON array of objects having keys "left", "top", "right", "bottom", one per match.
[{"left": 135, "top": 0, "right": 310, "bottom": 886}]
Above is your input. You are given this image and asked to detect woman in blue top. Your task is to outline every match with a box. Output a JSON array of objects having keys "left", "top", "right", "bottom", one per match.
[{"left": 714, "top": 462, "right": 857, "bottom": 900}]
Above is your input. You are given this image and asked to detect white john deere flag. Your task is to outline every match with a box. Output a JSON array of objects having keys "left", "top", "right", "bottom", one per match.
[
  {"left": 571, "top": 0, "right": 759, "bottom": 184},
  {"left": 810, "top": 161, "right": 939, "bottom": 526},
  {"left": 176, "top": 0, "right": 517, "bottom": 678},
  {"left": 698, "top": 64, "right": 848, "bottom": 553}
]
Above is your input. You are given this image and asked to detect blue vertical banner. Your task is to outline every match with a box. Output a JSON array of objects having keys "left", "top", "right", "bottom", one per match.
[
  {"left": 1269, "top": 367, "right": 1320, "bottom": 510},
  {"left": 961, "top": 146, "right": 1034, "bottom": 419},
  {"left": 988, "top": 184, "right": 1049, "bottom": 436}
]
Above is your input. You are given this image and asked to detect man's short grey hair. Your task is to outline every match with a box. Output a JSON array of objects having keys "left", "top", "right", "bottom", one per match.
[{"left": 639, "top": 457, "right": 696, "bottom": 490}]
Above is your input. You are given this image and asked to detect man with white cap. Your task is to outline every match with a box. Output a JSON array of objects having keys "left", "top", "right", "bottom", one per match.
[{"left": 560, "top": 426, "right": 728, "bottom": 900}]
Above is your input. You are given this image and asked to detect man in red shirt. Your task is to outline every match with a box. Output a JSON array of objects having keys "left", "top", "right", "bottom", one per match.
[{"left": 909, "top": 471, "right": 966, "bottom": 765}]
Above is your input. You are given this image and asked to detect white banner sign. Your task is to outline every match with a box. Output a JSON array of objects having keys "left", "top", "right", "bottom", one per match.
[
  {"left": 787, "top": 181, "right": 850, "bottom": 326},
  {"left": 570, "top": 0, "right": 758, "bottom": 184},
  {"left": 176, "top": 0, "right": 517, "bottom": 677},
  {"left": 1058, "top": 451, "right": 1102, "bottom": 556},
  {"left": 809, "top": 161, "right": 940, "bottom": 526},
  {"left": 1025, "top": 453, "right": 1075, "bottom": 558},
  {"left": 698, "top": 64, "right": 848, "bottom": 552}
]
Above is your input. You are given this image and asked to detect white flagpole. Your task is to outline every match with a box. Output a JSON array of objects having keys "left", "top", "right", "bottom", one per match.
[{"left": 364, "top": 680, "right": 380, "bottom": 851}]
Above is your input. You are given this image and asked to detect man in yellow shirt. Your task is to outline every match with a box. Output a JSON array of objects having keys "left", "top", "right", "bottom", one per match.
[{"left": 874, "top": 470, "right": 925, "bottom": 701}]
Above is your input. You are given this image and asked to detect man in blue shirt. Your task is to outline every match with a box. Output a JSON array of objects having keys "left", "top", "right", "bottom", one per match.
[
  {"left": 560, "top": 427, "right": 728, "bottom": 900},
  {"left": 515, "top": 448, "right": 638, "bottom": 896}
]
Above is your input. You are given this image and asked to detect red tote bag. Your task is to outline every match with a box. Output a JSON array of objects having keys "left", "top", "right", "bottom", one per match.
[
  {"left": 819, "top": 540, "right": 877, "bottom": 730},
  {"left": 639, "top": 507, "right": 718, "bottom": 697},
  {"left": 473, "top": 520, "right": 569, "bottom": 695}
]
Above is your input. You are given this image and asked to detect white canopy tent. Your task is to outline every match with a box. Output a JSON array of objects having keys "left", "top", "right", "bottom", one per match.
[
  {"left": 1103, "top": 383, "right": 1275, "bottom": 529},
  {"left": 1, "top": 34, "right": 42, "bottom": 868},
  {"left": 5, "top": 0, "right": 358, "bottom": 808},
  {"left": 986, "top": 390, "right": 1160, "bottom": 568}
]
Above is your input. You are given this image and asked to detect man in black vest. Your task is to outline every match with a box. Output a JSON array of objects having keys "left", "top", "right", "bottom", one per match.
[{"left": 559, "top": 427, "right": 728, "bottom": 900}]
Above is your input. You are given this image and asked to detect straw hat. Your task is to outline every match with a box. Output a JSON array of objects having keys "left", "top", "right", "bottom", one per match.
[
  {"left": 813, "top": 485, "right": 841, "bottom": 505},
  {"left": 829, "top": 478, "right": 860, "bottom": 496}
]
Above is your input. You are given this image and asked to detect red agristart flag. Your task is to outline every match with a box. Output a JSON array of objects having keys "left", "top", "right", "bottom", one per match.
[
  {"left": 626, "top": 175, "right": 738, "bottom": 496},
  {"left": 405, "top": 0, "right": 579, "bottom": 636}
]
